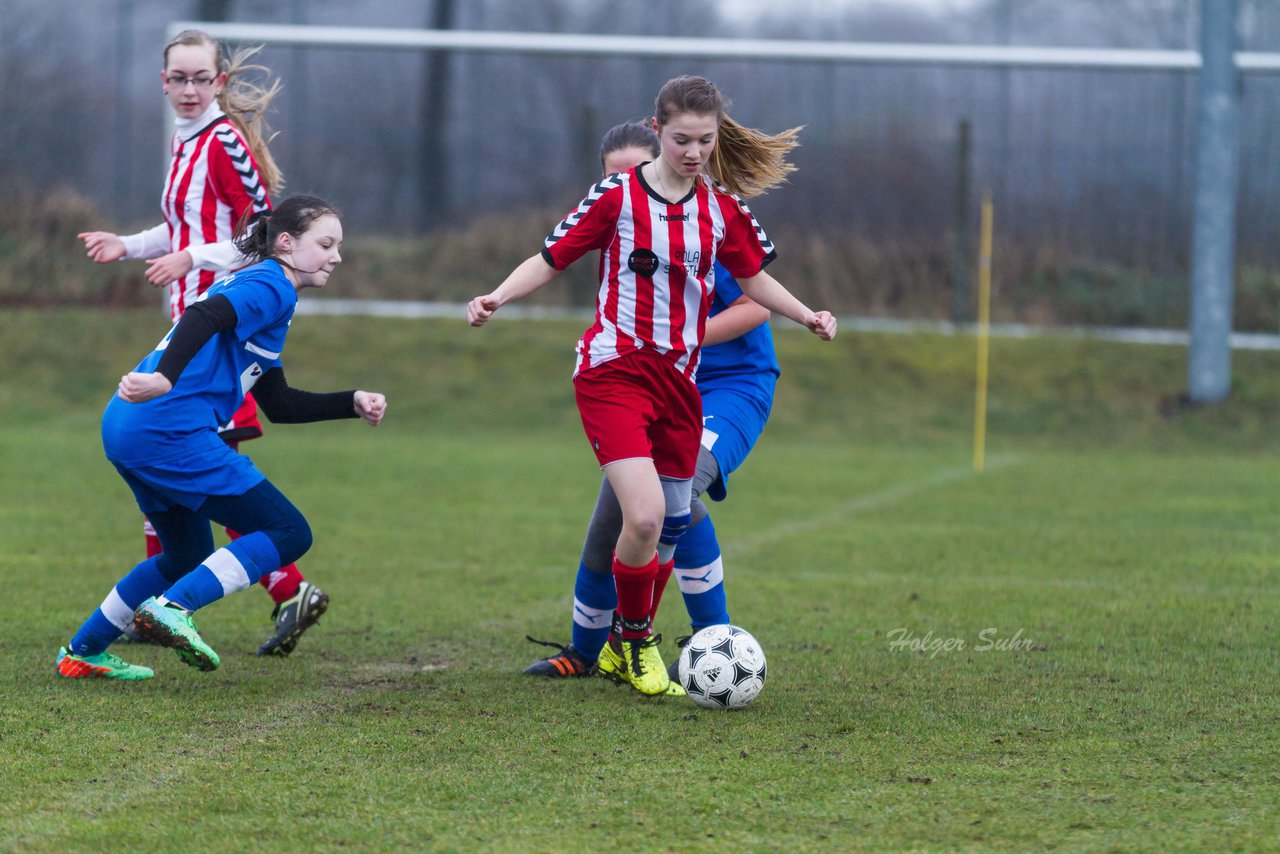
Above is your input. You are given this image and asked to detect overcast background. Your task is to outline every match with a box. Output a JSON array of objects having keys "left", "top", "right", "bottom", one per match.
[{"left": 4, "top": 0, "right": 1280, "bottom": 320}]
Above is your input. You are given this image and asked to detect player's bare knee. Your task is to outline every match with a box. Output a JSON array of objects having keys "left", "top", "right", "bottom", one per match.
[{"left": 627, "top": 513, "right": 663, "bottom": 545}]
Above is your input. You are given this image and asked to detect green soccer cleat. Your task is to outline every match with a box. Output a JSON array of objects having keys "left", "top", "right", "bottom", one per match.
[
  {"left": 56, "top": 646, "right": 154, "bottom": 680},
  {"left": 522, "top": 637, "right": 594, "bottom": 677},
  {"left": 596, "top": 632, "right": 625, "bottom": 683},
  {"left": 257, "top": 581, "right": 329, "bottom": 657},
  {"left": 619, "top": 633, "right": 670, "bottom": 696},
  {"left": 133, "top": 598, "right": 220, "bottom": 672}
]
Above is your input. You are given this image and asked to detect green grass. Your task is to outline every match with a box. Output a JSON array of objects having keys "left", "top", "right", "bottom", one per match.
[{"left": 1, "top": 308, "right": 1278, "bottom": 851}]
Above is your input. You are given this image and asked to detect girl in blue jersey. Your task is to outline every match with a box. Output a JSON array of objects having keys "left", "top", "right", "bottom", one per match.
[
  {"left": 56, "top": 195, "right": 388, "bottom": 680},
  {"left": 524, "top": 122, "right": 780, "bottom": 686}
]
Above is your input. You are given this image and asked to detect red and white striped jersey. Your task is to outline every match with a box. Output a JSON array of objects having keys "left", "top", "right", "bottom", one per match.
[
  {"left": 124, "top": 103, "right": 272, "bottom": 321},
  {"left": 542, "top": 167, "right": 775, "bottom": 380}
]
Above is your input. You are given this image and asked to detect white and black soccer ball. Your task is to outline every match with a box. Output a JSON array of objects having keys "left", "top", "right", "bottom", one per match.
[{"left": 677, "top": 624, "right": 767, "bottom": 710}]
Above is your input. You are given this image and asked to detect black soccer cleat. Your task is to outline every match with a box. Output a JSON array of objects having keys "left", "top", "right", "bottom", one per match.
[
  {"left": 523, "top": 637, "right": 594, "bottom": 678},
  {"left": 257, "top": 581, "right": 329, "bottom": 656},
  {"left": 667, "top": 634, "right": 693, "bottom": 682}
]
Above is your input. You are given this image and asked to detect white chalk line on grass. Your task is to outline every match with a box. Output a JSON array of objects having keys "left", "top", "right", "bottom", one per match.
[
  {"left": 295, "top": 298, "right": 1280, "bottom": 351},
  {"left": 724, "top": 453, "right": 1024, "bottom": 559}
]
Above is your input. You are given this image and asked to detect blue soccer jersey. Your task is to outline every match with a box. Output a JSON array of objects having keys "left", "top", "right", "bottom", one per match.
[
  {"left": 102, "top": 260, "right": 297, "bottom": 470},
  {"left": 698, "top": 263, "right": 780, "bottom": 401},
  {"left": 696, "top": 263, "right": 781, "bottom": 501}
]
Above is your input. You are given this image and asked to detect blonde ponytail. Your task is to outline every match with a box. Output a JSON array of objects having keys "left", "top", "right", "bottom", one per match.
[
  {"left": 707, "top": 115, "right": 802, "bottom": 199},
  {"left": 217, "top": 44, "right": 285, "bottom": 195}
]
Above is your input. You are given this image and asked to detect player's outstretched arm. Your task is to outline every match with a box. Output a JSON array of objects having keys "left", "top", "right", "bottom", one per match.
[
  {"left": 81, "top": 223, "right": 170, "bottom": 264},
  {"left": 354, "top": 391, "right": 387, "bottom": 426},
  {"left": 78, "top": 232, "right": 127, "bottom": 264},
  {"left": 143, "top": 240, "right": 255, "bottom": 287},
  {"left": 467, "top": 254, "right": 559, "bottom": 326},
  {"left": 737, "top": 269, "right": 837, "bottom": 341}
]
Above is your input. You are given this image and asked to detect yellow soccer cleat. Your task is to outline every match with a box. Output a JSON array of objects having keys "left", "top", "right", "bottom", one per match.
[
  {"left": 619, "top": 633, "right": 670, "bottom": 696},
  {"left": 596, "top": 632, "right": 626, "bottom": 683}
]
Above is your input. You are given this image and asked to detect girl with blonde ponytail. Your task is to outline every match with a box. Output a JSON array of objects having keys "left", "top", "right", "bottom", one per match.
[
  {"left": 467, "top": 76, "right": 836, "bottom": 696},
  {"left": 77, "top": 31, "right": 333, "bottom": 657},
  {"left": 653, "top": 75, "right": 802, "bottom": 199}
]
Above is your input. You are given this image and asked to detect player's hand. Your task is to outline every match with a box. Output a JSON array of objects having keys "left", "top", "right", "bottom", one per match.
[
  {"left": 466, "top": 295, "right": 500, "bottom": 327},
  {"left": 117, "top": 372, "right": 173, "bottom": 403},
  {"left": 806, "top": 310, "right": 837, "bottom": 341},
  {"left": 144, "top": 250, "right": 193, "bottom": 287},
  {"left": 78, "top": 231, "right": 127, "bottom": 263},
  {"left": 354, "top": 390, "right": 387, "bottom": 426}
]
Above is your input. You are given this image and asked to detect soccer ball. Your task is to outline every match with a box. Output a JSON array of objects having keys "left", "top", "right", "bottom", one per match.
[{"left": 676, "top": 624, "right": 767, "bottom": 710}]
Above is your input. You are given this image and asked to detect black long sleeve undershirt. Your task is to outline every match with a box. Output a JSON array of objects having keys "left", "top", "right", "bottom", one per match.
[
  {"left": 253, "top": 367, "right": 358, "bottom": 423},
  {"left": 152, "top": 293, "right": 358, "bottom": 424},
  {"left": 155, "top": 295, "right": 238, "bottom": 385}
]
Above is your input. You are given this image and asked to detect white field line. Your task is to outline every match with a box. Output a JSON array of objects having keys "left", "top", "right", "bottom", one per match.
[
  {"left": 294, "top": 298, "right": 1280, "bottom": 351},
  {"left": 724, "top": 453, "right": 1023, "bottom": 559}
]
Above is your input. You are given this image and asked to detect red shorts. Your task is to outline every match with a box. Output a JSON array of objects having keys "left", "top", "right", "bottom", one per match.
[
  {"left": 216, "top": 393, "right": 264, "bottom": 445},
  {"left": 573, "top": 350, "right": 702, "bottom": 478}
]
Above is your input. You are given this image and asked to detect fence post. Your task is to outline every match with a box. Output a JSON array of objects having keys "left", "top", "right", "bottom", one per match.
[
  {"left": 951, "top": 118, "right": 972, "bottom": 324},
  {"left": 1188, "top": 0, "right": 1240, "bottom": 404}
]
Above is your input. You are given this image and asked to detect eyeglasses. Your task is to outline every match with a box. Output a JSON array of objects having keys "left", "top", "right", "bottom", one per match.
[{"left": 165, "top": 74, "right": 218, "bottom": 90}]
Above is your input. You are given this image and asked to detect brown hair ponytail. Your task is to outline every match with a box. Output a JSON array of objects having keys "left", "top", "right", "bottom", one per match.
[{"left": 233, "top": 194, "right": 340, "bottom": 266}]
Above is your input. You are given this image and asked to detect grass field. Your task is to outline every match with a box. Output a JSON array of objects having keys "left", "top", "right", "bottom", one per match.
[{"left": 2, "top": 308, "right": 1278, "bottom": 851}]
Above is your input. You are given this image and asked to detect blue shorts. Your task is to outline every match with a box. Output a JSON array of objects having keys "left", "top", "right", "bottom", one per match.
[
  {"left": 113, "top": 442, "right": 266, "bottom": 514},
  {"left": 699, "top": 383, "right": 774, "bottom": 502}
]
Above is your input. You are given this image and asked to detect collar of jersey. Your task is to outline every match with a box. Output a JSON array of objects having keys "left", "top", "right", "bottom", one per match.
[
  {"left": 636, "top": 163, "right": 696, "bottom": 207},
  {"left": 174, "top": 101, "right": 227, "bottom": 142}
]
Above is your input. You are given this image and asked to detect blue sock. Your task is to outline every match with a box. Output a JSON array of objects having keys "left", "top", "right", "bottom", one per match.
[
  {"left": 70, "top": 557, "right": 169, "bottom": 656},
  {"left": 570, "top": 561, "right": 617, "bottom": 662},
  {"left": 673, "top": 515, "right": 730, "bottom": 630},
  {"left": 164, "top": 532, "right": 281, "bottom": 612}
]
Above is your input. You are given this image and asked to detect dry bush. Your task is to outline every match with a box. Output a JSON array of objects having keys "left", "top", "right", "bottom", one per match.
[
  {"left": 336, "top": 208, "right": 598, "bottom": 307},
  {"left": 0, "top": 182, "right": 152, "bottom": 308},
  {"left": 7, "top": 187, "right": 1271, "bottom": 331}
]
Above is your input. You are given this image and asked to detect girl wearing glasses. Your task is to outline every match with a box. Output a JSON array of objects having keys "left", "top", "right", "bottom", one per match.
[
  {"left": 77, "top": 30, "right": 330, "bottom": 658},
  {"left": 468, "top": 76, "right": 837, "bottom": 696}
]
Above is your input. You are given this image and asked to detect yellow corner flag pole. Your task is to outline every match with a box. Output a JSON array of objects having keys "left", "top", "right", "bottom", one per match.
[{"left": 973, "top": 192, "right": 993, "bottom": 473}]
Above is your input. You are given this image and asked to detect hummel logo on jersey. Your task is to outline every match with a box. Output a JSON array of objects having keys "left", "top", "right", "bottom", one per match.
[
  {"left": 659, "top": 212, "right": 690, "bottom": 222},
  {"left": 628, "top": 248, "right": 660, "bottom": 278}
]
